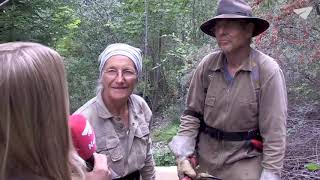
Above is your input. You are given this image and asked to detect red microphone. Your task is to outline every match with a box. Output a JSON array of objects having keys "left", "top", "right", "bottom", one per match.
[{"left": 69, "top": 114, "right": 96, "bottom": 170}]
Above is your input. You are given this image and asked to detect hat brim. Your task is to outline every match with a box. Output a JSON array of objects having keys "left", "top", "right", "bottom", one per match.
[{"left": 200, "top": 14, "right": 269, "bottom": 37}]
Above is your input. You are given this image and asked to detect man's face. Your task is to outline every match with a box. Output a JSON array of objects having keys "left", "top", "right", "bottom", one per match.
[{"left": 213, "top": 19, "right": 253, "bottom": 53}]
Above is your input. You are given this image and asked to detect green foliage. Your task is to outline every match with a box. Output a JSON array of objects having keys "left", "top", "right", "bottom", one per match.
[
  {"left": 253, "top": 0, "right": 320, "bottom": 105},
  {"left": 304, "top": 163, "right": 320, "bottom": 172},
  {"left": 153, "top": 148, "right": 176, "bottom": 166},
  {"left": 259, "top": 0, "right": 277, "bottom": 8},
  {"left": 1, "top": 0, "right": 319, "bottom": 172},
  {"left": 111, "top": 0, "right": 145, "bottom": 40},
  {"left": 64, "top": 57, "right": 98, "bottom": 112},
  {"left": 279, "top": 44, "right": 320, "bottom": 104},
  {"left": 0, "top": 0, "right": 217, "bottom": 113},
  {"left": 53, "top": 7, "right": 81, "bottom": 55},
  {"left": 152, "top": 119, "right": 180, "bottom": 142},
  {"left": 151, "top": 105, "right": 182, "bottom": 166},
  {"left": 2, "top": 0, "right": 319, "bottom": 129},
  {"left": 0, "top": 0, "right": 77, "bottom": 44}
]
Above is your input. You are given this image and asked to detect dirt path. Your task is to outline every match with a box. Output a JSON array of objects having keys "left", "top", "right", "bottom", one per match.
[{"left": 282, "top": 103, "right": 320, "bottom": 179}]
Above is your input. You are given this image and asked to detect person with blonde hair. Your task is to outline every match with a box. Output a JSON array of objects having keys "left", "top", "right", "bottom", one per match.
[{"left": 0, "top": 42, "right": 111, "bottom": 180}]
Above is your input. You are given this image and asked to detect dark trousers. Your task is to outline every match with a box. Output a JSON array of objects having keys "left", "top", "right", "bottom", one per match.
[{"left": 114, "top": 171, "right": 140, "bottom": 180}]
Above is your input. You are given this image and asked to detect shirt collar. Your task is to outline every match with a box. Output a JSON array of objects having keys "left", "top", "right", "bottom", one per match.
[
  {"left": 211, "top": 48, "right": 256, "bottom": 72},
  {"left": 96, "top": 90, "right": 113, "bottom": 119},
  {"left": 210, "top": 50, "right": 225, "bottom": 71},
  {"left": 96, "top": 90, "right": 139, "bottom": 120},
  {"left": 238, "top": 48, "right": 256, "bottom": 72}
]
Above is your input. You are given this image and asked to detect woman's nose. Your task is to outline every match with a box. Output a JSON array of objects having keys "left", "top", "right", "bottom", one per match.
[{"left": 115, "top": 71, "right": 125, "bottom": 82}]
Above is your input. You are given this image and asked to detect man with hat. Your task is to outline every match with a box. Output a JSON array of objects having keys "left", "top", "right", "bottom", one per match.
[{"left": 169, "top": 0, "right": 287, "bottom": 180}]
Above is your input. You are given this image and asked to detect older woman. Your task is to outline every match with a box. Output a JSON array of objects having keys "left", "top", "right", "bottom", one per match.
[
  {"left": 0, "top": 42, "right": 111, "bottom": 180},
  {"left": 75, "top": 43, "right": 156, "bottom": 180}
]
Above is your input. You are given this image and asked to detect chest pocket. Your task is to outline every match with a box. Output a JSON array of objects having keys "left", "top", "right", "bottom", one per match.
[
  {"left": 204, "top": 73, "right": 225, "bottom": 121},
  {"left": 106, "top": 138, "right": 123, "bottom": 162},
  {"left": 135, "top": 124, "right": 150, "bottom": 144},
  {"left": 96, "top": 135, "right": 123, "bottom": 162},
  {"left": 205, "top": 71, "right": 227, "bottom": 98}
]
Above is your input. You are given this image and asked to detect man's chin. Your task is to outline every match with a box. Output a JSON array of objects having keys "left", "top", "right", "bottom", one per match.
[{"left": 219, "top": 46, "right": 231, "bottom": 53}]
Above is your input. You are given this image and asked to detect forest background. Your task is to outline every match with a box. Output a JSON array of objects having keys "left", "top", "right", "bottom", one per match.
[{"left": 1, "top": 0, "right": 320, "bottom": 179}]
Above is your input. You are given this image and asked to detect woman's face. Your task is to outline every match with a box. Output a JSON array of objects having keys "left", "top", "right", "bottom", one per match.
[{"left": 101, "top": 55, "right": 138, "bottom": 102}]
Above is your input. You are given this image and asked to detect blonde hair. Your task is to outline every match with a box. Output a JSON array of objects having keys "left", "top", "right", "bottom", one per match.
[{"left": 0, "top": 42, "right": 85, "bottom": 180}]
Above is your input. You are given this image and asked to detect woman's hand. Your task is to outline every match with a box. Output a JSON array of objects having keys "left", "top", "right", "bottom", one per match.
[{"left": 86, "top": 153, "right": 111, "bottom": 180}]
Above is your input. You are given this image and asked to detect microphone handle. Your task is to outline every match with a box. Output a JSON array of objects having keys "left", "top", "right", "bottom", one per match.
[{"left": 86, "top": 155, "right": 94, "bottom": 171}]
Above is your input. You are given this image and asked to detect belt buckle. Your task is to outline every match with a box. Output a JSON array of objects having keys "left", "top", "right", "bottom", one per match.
[{"left": 247, "top": 129, "right": 255, "bottom": 140}]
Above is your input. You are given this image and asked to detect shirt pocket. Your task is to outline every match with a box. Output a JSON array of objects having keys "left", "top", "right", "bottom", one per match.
[
  {"left": 96, "top": 135, "right": 107, "bottom": 152},
  {"left": 106, "top": 138, "right": 123, "bottom": 162},
  {"left": 96, "top": 136, "right": 123, "bottom": 162},
  {"left": 205, "top": 96, "right": 216, "bottom": 107},
  {"left": 204, "top": 96, "right": 218, "bottom": 122},
  {"left": 236, "top": 99, "right": 258, "bottom": 128},
  {"left": 135, "top": 124, "right": 150, "bottom": 142}
]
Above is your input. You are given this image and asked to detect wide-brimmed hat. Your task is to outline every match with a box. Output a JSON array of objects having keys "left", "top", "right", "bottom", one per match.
[{"left": 200, "top": 0, "right": 269, "bottom": 37}]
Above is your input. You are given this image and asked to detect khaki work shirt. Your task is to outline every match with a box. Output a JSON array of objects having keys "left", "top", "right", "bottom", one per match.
[
  {"left": 74, "top": 92, "right": 156, "bottom": 180},
  {"left": 177, "top": 48, "right": 287, "bottom": 179}
]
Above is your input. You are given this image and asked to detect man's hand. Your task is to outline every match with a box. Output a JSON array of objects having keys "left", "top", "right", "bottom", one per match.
[
  {"left": 86, "top": 153, "right": 111, "bottom": 180},
  {"left": 177, "top": 158, "right": 197, "bottom": 180}
]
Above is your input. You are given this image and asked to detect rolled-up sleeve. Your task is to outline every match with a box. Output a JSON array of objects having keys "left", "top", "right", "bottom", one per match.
[
  {"left": 170, "top": 57, "right": 209, "bottom": 157},
  {"left": 178, "top": 60, "right": 205, "bottom": 137},
  {"left": 140, "top": 137, "right": 156, "bottom": 179}
]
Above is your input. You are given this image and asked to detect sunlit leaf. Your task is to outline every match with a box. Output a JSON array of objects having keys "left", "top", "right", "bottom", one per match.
[{"left": 305, "top": 163, "right": 320, "bottom": 172}]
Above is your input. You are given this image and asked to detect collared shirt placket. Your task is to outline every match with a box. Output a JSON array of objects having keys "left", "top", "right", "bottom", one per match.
[{"left": 222, "top": 67, "right": 234, "bottom": 165}]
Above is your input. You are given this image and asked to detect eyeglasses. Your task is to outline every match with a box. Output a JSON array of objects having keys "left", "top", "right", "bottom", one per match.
[{"left": 103, "top": 68, "right": 137, "bottom": 79}]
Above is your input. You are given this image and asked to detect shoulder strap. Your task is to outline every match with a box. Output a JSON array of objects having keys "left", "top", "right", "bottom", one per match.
[
  {"left": 251, "top": 58, "right": 261, "bottom": 103},
  {"left": 203, "top": 56, "right": 261, "bottom": 103},
  {"left": 186, "top": 52, "right": 261, "bottom": 125}
]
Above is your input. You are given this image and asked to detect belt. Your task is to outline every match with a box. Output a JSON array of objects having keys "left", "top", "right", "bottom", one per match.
[
  {"left": 201, "top": 125, "right": 260, "bottom": 141},
  {"left": 183, "top": 109, "right": 261, "bottom": 141}
]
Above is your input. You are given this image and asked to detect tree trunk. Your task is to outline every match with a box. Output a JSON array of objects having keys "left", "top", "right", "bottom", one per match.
[{"left": 143, "top": 0, "right": 149, "bottom": 100}]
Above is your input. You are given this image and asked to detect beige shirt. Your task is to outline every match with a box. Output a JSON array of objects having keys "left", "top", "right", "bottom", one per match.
[
  {"left": 74, "top": 92, "right": 155, "bottom": 180},
  {"left": 175, "top": 48, "right": 287, "bottom": 179}
]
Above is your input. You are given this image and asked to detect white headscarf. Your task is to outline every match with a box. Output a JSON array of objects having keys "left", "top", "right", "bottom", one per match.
[{"left": 98, "top": 43, "right": 142, "bottom": 78}]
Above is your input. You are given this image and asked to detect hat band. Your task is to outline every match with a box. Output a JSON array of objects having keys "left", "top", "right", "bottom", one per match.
[{"left": 217, "top": 11, "right": 252, "bottom": 17}]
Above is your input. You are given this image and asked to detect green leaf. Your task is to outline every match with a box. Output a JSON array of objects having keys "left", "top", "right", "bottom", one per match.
[{"left": 305, "top": 163, "right": 320, "bottom": 172}]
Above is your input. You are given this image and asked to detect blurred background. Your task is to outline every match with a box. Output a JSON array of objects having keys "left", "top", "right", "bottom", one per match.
[{"left": 1, "top": 0, "right": 319, "bottom": 179}]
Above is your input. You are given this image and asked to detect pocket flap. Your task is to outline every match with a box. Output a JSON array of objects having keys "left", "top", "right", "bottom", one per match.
[
  {"left": 106, "top": 138, "right": 120, "bottom": 149},
  {"left": 96, "top": 136, "right": 107, "bottom": 152},
  {"left": 205, "top": 97, "right": 216, "bottom": 107},
  {"left": 109, "top": 146, "right": 123, "bottom": 162},
  {"left": 135, "top": 124, "right": 150, "bottom": 138}
]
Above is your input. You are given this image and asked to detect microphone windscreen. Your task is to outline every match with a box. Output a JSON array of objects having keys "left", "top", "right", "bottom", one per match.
[{"left": 69, "top": 114, "right": 96, "bottom": 161}]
